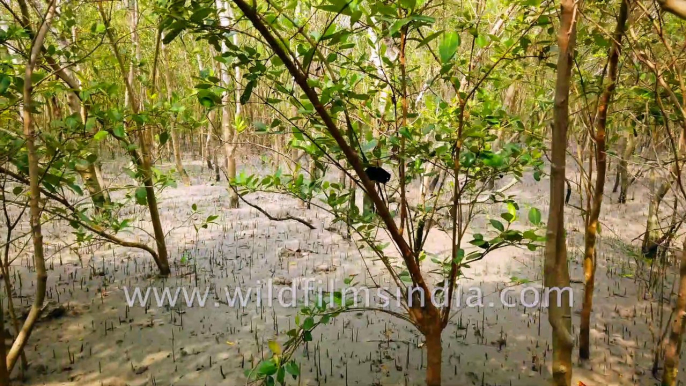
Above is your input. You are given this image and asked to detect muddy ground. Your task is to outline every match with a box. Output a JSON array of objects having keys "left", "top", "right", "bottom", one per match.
[{"left": 0, "top": 155, "right": 681, "bottom": 385}]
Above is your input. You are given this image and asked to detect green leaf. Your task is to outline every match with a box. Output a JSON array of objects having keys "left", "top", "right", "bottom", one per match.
[
  {"left": 12, "top": 186, "right": 22, "bottom": 195},
  {"left": 257, "top": 359, "right": 278, "bottom": 376},
  {"left": 490, "top": 219, "right": 505, "bottom": 232},
  {"left": 389, "top": 18, "right": 412, "bottom": 36},
  {"left": 399, "top": 127, "right": 412, "bottom": 139},
  {"left": 135, "top": 187, "right": 147, "bottom": 206},
  {"left": 302, "top": 317, "right": 314, "bottom": 330},
  {"left": 0, "top": 74, "right": 11, "bottom": 94},
  {"left": 417, "top": 30, "right": 443, "bottom": 49},
  {"left": 159, "top": 131, "right": 170, "bottom": 146},
  {"left": 268, "top": 340, "right": 282, "bottom": 355},
  {"left": 285, "top": 361, "right": 300, "bottom": 378},
  {"left": 438, "top": 32, "right": 460, "bottom": 64},
  {"left": 240, "top": 80, "right": 255, "bottom": 105},
  {"left": 276, "top": 367, "right": 285, "bottom": 384},
  {"left": 93, "top": 130, "right": 108, "bottom": 141},
  {"left": 506, "top": 202, "right": 517, "bottom": 222},
  {"left": 163, "top": 28, "right": 183, "bottom": 44},
  {"left": 112, "top": 125, "right": 125, "bottom": 139},
  {"left": 476, "top": 34, "right": 488, "bottom": 48},
  {"left": 528, "top": 207, "right": 541, "bottom": 225}
]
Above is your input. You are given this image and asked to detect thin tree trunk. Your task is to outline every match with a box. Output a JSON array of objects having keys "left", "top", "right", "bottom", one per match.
[
  {"left": 643, "top": 171, "right": 669, "bottom": 259},
  {"left": 206, "top": 110, "right": 216, "bottom": 170},
  {"left": 580, "top": 0, "right": 629, "bottom": 360},
  {"left": 161, "top": 34, "right": 191, "bottom": 185},
  {"left": 618, "top": 132, "right": 635, "bottom": 203},
  {"left": 544, "top": 0, "right": 578, "bottom": 382},
  {"left": 662, "top": 240, "right": 686, "bottom": 385},
  {"left": 398, "top": 25, "right": 408, "bottom": 236},
  {"left": 36, "top": 7, "right": 111, "bottom": 212},
  {"left": 7, "top": 0, "right": 55, "bottom": 373},
  {"left": 99, "top": 3, "right": 171, "bottom": 275},
  {"left": 0, "top": 298, "right": 8, "bottom": 385},
  {"left": 612, "top": 150, "right": 621, "bottom": 193},
  {"left": 1, "top": 241, "right": 27, "bottom": 373},
  {"left": 216, "top": 0, "right": 239, "bottom": 208}
]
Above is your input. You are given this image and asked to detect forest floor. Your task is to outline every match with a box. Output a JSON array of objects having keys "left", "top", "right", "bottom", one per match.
[{"left": 1, "top": 154, "right": 681, "bottom": 386}]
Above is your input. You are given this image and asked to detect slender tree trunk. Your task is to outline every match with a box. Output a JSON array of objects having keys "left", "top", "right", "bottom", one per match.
[
  {"left": 493, "top": 84, "right": 517, "bottom": 151},
  {"left": 662, "top": 239, "right": 686, "bottom": 385},
  {"left": 216, "top": 0, "right": 239, "bottom": 208},
  {"left": 642, "top": 130, "right": 685, "bottom": 258},
  {"left": 398, "top": 25, "right": 408, "bottom": 236},
  {"left": 0, "top": 299, "right": 8, "bottom": 385},
  {"left": 612, "top": 138, "right": 628, "bottom": 193},
  {"left": 7, "top": 0, "right": 55, "bottom": 373},
  {"left": 99, "top": 4, "right": 171, "bottom": 275},
  {"left": 42, "top": 14, "right": 111, "bottom": 212},
  {"left": 161, "top": 34, "right": 191, "bottom": 185},
  {"left": 206, "top": 110, "right": 216, "bottom": 170},
  {"left": 643, "top": 171, "right": 669, "bottom": 258},
  {"left": 580, "top": 0, "right": 629, "bottom": 360},
  {"left": 2, "top": 246, "right": 27, "bottom": 372},
  {"left": 544, "top": 0, "right": 578, "bottom": 383},
  {"left": 618, "top": 132, "right": 635, "bottom": 203}
]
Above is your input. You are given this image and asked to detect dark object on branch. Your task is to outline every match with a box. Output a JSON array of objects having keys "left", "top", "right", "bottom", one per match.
[
  {"left": 365, "top": 166, "right": 391, "bottom": 184},
  {"left": 364, "top": 166, "right": 391, "bottom": 213},
  {"left": 642, "top": 221, "right": 682, "bottom": 260},
  {"left": 642, "top": 243, "right": 660, "bottom": 260},
  {"left": 565, "top": 179, "right": 572, "bottom": 205}
]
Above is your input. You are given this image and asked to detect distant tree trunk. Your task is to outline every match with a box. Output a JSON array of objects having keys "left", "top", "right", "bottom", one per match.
[
  {"left": 161, "top": 33, "right": 191, "bottom": 185},
  {"left": 493, "top": 83, "right": 517, "bottom": 151},
  {"left": 99, "top": 3, "right": 171, "bottom": 275},
  {"left": 216, "top": 0, "right": 239, "bottom": 208},
  {"left": 214, "top": 151, "right": 220, "bottom": 182},
  {"left": 618, "top": 131, "right": 635, "bottom": 203},
  {"left": 363, "top": 22, "right": 392, "bottom": 217},
  {"left": 579, "top": 0, "right": 629, "bottom": 361},
  {"left": 642, "top": 129, "right": 684, "bottom": 259},
  {"left": 643, "top": 172, "right": 670, "bottom": 259},
  {"left": 545, "top": 0, "right": 578, "bottom": 382},
  {"left": 41, "top": 9, "right": 111, "bottom": 212},
  {"left": 662, "top": 240, "right": 686, "bottom": 385},
  {"left": 206, "top": 110, "right": 216, "bottom": 170}
]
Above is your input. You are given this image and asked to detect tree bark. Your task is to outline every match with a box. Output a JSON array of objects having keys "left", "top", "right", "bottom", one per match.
[
  {"left": 544, "top": 0, "right": 578, "bottom": 383},
  {"left": 161, "top": 33, "right": 191, "bottom": 185},
  {"left": 425, "top": 329, "right": 442, "bottom": 386},
  {"left": 216, "top": 0, "right": 239, "bottom": 208},
  {"left": 618, "top": 131, "right": 635, "bottom": 203},
  {"left": 662, "top": 240, "right": 686, "bottom": 385},
  {"left": 579, "top": 0, "right": 629, "bottom": 360},
  {"left": 7, "top": 0, "right": 55, "bottom": 374},
  {"left": 99, "top": 3, "right": 171, "bottom": 275},
  {"left": 642, "top": 170, "right": 669, "bottom": 259},
  {"left": 26, "top": 1, "right": 111, "bottom": 213},
  {"left": 0, "top": 298, "right": 8, "bottom": 385}
]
